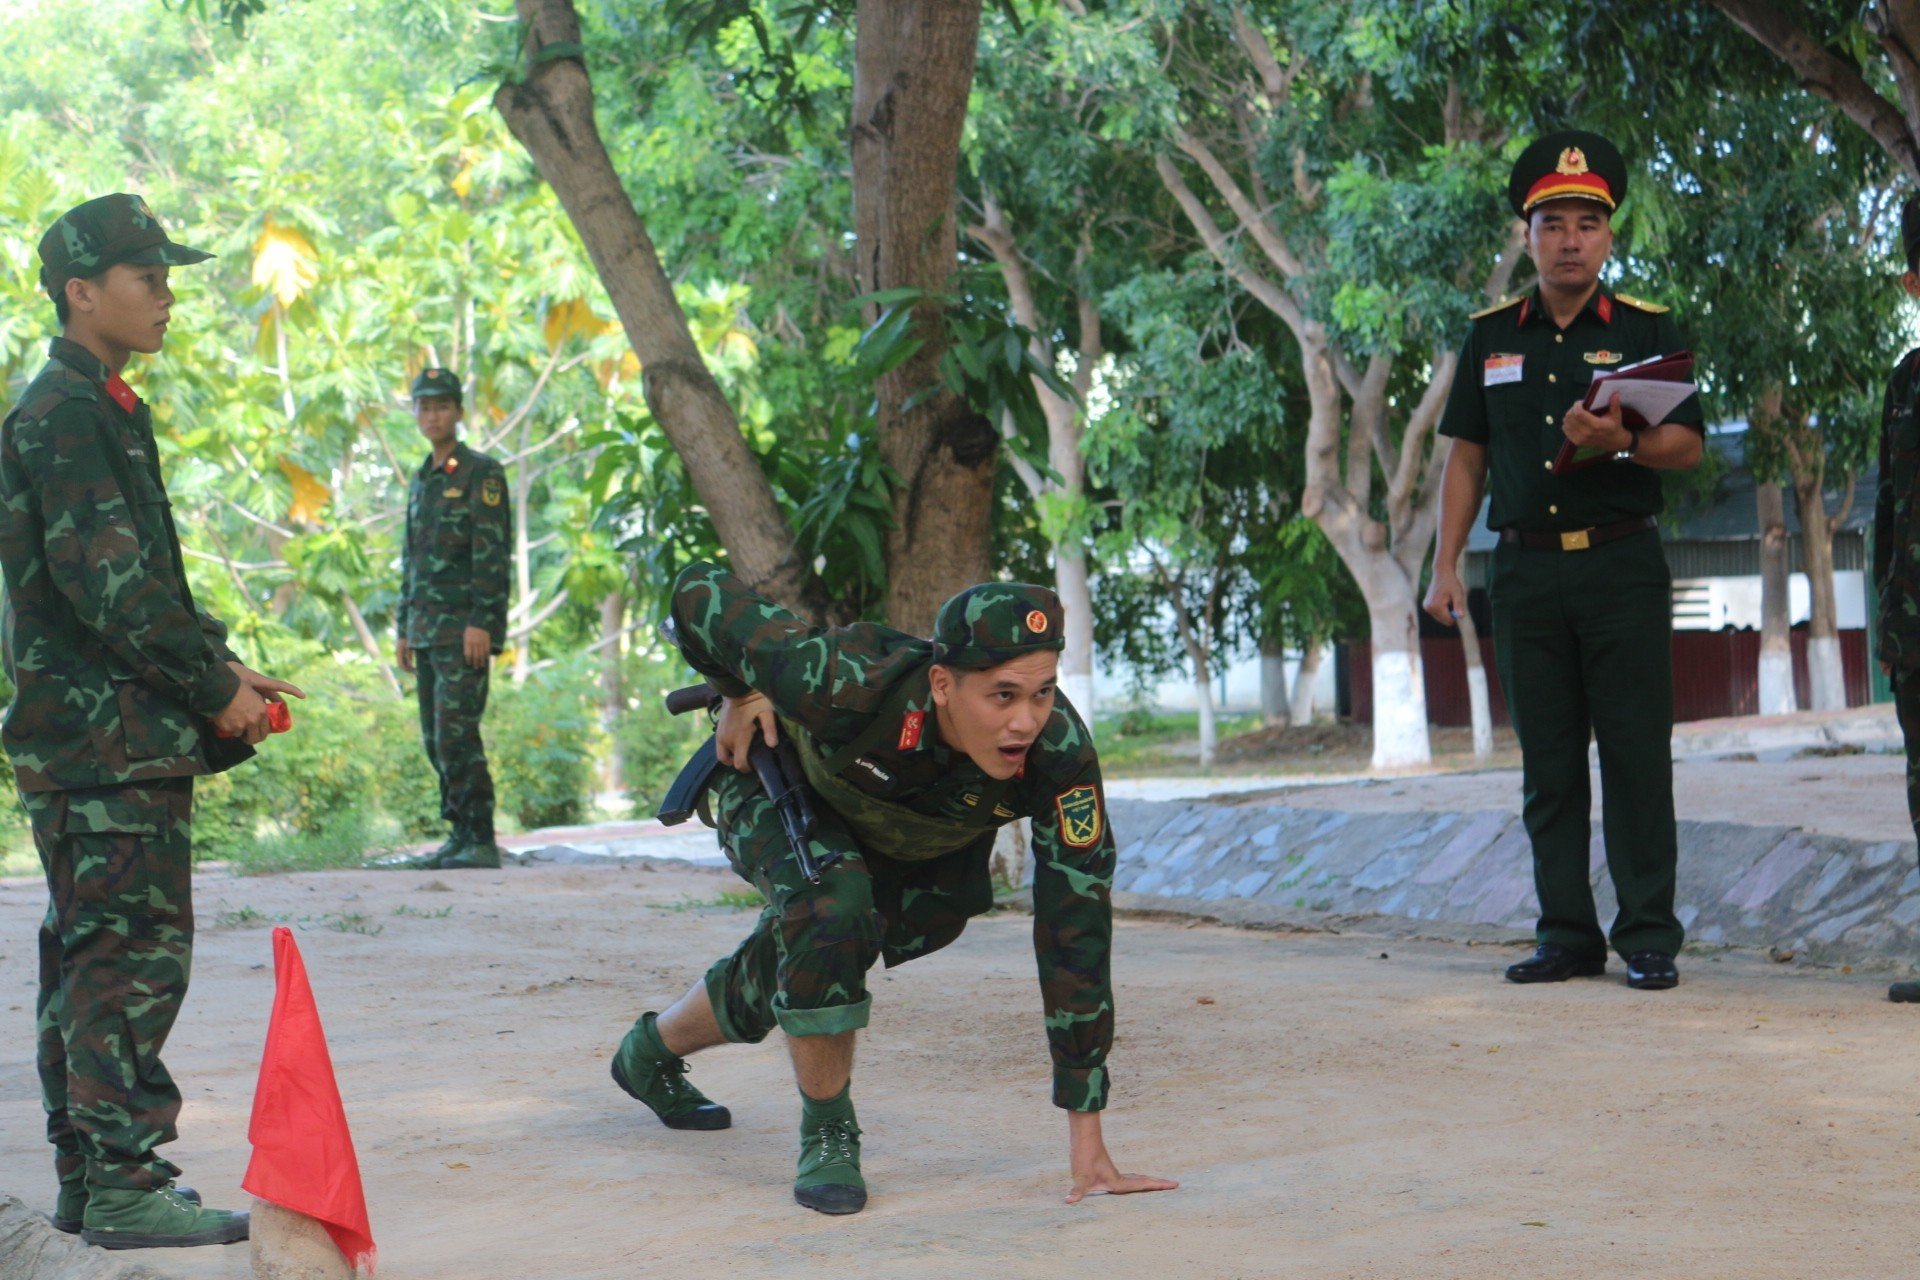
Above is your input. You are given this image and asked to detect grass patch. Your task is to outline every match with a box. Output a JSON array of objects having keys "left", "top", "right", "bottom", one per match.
[
  {"left": 393, "top": 903, "right": 455, "bottom": 919},
  {"left": 1092, "top": 709, "right": 1264, "bottom": 773},
  {"left": 661, "top": 888, "right": 763, "bottom": 913},
  {"left": 223, "top": 805, "right": 403, "bottom": 876},
  {"left": 206, "top": 900, "right": 385, "bottom": 935}
]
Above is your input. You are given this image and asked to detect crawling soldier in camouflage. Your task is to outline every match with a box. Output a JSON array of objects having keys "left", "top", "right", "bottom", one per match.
[
  {"left": 609, "top": 562, "right": 1178, "bottom": 1214},
  {"left": 386, "top": 368, "right": 511, "bottom": 870},
  {"left": 2, "top": 195, "right": 304, "bottom": 1249}
]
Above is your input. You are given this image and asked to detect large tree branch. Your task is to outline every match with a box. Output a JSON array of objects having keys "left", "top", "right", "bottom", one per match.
[
  {"left": 496, "top": 0, "right": 816, "bottom": 613},
  {"left": 1155, "top": 152, "right": 1308, "bottom": 338},
  {"left": 1706, "top": 0, "right": 1920, "bottom": 180},
  {"left": 1169, "top": 126, "right": 1309, "bottom": 280}
]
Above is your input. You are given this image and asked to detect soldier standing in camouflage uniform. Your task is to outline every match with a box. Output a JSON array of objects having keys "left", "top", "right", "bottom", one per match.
[
  {"left": 2, "top": 195, "right": 304, "bottom": 1249},
  {"left": 608, "top": 562, "right": 1177, "bottom": 1215},
  {"left": 1876, "top": 197, "right": 1920, "bottom": 1004},
  {"left": 389, "top": 368, "right": 510, "bottom": 870}
]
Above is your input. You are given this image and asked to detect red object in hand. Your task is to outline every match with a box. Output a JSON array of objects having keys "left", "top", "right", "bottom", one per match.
[
  {"left": 242, "top": 927, "right": 377, "bottom": 1273},
  {"left": 215, "top": 699, "right": 292, "bottom": 739}
]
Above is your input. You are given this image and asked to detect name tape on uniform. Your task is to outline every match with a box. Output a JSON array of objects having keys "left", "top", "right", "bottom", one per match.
[{"left": 1483, "top": 354, "right": 1524, "bottom": 387}]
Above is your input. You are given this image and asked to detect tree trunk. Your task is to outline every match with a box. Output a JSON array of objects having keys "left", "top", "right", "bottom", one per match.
[
  {"left": 852, "top": 0, "right": 992, "bottom": 633},
  {"left": 511, "top": 420, "right": 534, "bottom": 686},
  {"left": 1166, "top": 577, "right": 1217, "bottom": 768},
  {"left": 495, "top": 0, "right": 813, "bottom": 613},
  {"left": 1259, "top": 634, "right": 1291, "bottom": 729},
  {"left": 1057, "top": 542, "right": 1096, "bottom": 726},
  {"left": 1289, "top": 641, "right": 1324, "bottom": 725},
  {"left": 1756, "top": 479, "right": 1798, "bottom": 715},
  {"left": 1451, "top": 553, "right": 1492, "bottom": 758},
  {"left": 1361, "top": 568, "right": 1432, "bottom": 770},
  {"left": 598, "top": 589, "right": 625, "bottom": 794},
  {"left": 1790, "top": 457, "right": 1847, "bottom": 710}
]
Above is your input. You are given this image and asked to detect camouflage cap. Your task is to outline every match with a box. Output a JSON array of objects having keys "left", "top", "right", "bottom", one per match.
[
  {"left": 410, "top": 367, "right": 462, "bottom": 401},
  {"left": 38, "top": 194, "right": 213, "bottom": 293},
  {"left": 932, "top": 581, "right": 1065, "bottom": 670}
]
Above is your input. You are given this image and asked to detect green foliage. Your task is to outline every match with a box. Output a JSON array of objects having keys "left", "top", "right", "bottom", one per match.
[
  {"left": 486, "top": 661, "right": 602, "bottom": 830},
  {"left": 613, "top": 665, "right": 719, "bottom": 818}
]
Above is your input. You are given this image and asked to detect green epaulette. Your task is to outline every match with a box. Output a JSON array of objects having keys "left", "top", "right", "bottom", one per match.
[
  {"left": 1469, "top": 296, "right": 1523, "bottom": 320},
  {"left": 1615, "top": 293, "right": 1669, "bottom": 314}
]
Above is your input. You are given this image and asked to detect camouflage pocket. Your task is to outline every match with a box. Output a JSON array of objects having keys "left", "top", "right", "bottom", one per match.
[
  {"left": 55, "top": 790, "right": 165, "bottom": 918},
  {"left": 116, "top": 681, "right": 196, "bottom": 761}
]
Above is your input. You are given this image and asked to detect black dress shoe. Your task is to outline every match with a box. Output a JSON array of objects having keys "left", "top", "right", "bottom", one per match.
[
  {"left": 1505, "top": 943, "right": 1607, "bottom": 983},
  {"left": 1626, "top": 950, "right": 1679, "bottom": 990},
  {"left": 1890, "top": 981, "right": 1920, "bottom": 1003}
]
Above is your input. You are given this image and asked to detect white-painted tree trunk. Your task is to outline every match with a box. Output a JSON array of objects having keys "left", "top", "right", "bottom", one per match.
[
  {"left": 1808, "top": 636, "right": 1846, "bottom": 711},
  {"left": 1057, "top": 543, "right": 1096, "bottom": 730},
  {"left": 1289, "top": 643, "right": 1323, "bottom": 724},
  {"left": 1756, "top": 480, "right": 1797, "bottom": 715},
  {"left": 1790, "top": 457, "right": 1849, "bottom": 711},
  {"left": 1364, "top": 577, "right": 1432, "bottom": 770},
  {"left": 1192, "top": 665, "right": 1218, "bottom": 769},
  {"left": 1260, "top": 638, "right": 1291, "bottom": 728},
  {"left": 1451, "top": 551, "right": 1492, "bottom": 758}
]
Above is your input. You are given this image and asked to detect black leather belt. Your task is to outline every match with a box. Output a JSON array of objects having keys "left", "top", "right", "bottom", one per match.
[{"left": 1499, "top": 515, "right": 1656, "bottom": 552}]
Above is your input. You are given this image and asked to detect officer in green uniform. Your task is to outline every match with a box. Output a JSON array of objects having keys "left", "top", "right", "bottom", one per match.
[
  {"left": 2, "top": 194, "right": 305, "bottom": 1249},
  {"left": 1874, "top": 197, "right": 1920, "bottom": 1004},
  {"left": 389, "top": 368, "right": 510, "bottom": 870},
  {"left": 1425, "top": 132, "right": 1705, "bottom": 991},
  {"left": 607, "top": 562, "right": 1177, "bottom": 1215}
]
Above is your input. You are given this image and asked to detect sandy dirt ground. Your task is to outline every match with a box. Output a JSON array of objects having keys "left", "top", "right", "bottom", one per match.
[
  {"left": 1, "top": 857, "right": 1914, "bottom": 1280},
  {"left": 1252, "top": 751, "right": 1918, "bottom": 845}
]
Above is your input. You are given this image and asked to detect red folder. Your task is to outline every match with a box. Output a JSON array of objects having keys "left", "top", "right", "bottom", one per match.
[{"left": 1552, "top": 350, "right": 1696, "bottom": 475}]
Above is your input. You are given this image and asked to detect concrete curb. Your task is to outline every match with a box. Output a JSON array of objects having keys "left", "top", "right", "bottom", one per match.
[
  {"left": 1107, "top": 797, "right": 1920, "bottom": 969},
  {"left": 0, "top": 1197, "right": 175, "bottom": 1280}
]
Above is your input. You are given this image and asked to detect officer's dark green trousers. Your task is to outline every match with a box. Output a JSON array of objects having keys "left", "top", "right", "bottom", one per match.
[
  {"left": 29, "top": 778, "right": 194, "bottom": 1192},
  {"left": 1490, "top": 528, "right": 1684, "bottom": 958},
  {"left": 416, "top": 643, "right": 496, "bottom": 842},
  {"left": 1894, "top": 667, "right": 1920, "bottom": 843}
]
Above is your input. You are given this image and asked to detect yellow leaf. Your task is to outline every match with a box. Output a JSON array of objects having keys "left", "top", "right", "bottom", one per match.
[
  {"left": 451, "top": 154, "right": 475, "bottom": 199},
  {"left": 543, "top": 297, "right": 615, "bottom": 352},
  {"left": 278, "top": 457, "right": 331, "bottom": 526},
  {"left": 252, "top": 219, "right": 318, "bottom": 309}
]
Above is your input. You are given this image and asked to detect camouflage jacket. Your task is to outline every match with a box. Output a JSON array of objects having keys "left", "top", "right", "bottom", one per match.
[
  {"left": 1876, "top": 347, "right": 1920, "bottom": 670},
  {"left": 397, "top": 441, "right": 510, "bottom": 651},
  {"left": 669, "top": 561, "right": 1117, "bottom": 1111},
  {"left": 0, "top": 338, "right": 245, "bottom": 792}
]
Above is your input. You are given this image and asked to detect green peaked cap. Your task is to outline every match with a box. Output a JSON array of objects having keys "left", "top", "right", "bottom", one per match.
[
  {"left": 410, "top": 366, "right": 462, "bottom": 401},
  {"left": 932, "top": 581, "right": 1065, "bottom": 670},
  {"left": 39, "top": 193, "right": 213, "bottom": 293}
]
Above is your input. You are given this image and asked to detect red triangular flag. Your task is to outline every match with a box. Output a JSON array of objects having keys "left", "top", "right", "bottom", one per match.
[{"left": 242, "top": 927, "right": 376, "bottom": 1273}]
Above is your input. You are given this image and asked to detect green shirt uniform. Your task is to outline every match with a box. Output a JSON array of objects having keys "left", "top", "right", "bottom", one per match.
[
  {"left": 1873, "top": 199, "right": 1920, "bottom": 856},
  {"left": 1, "top": 195, "right": 236, "bottom": 1202},
  {"left": 663, "top": 562, "right": 1117, "bottom": 1112},
  {"left": 396, "top": 371, "right": 510, "bottom": 849},
  {"left": 1438, "top": 133, "right": 1704, "bottom": 963}
]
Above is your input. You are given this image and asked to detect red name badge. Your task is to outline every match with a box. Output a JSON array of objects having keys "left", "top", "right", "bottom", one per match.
[{"left": 897, "top": 711, "right": 925, "bottom": 751}]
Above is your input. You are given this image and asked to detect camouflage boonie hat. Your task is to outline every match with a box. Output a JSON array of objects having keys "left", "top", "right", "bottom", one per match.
[
  {"left": 410, "top": 367, "right": 462, "bottom": 401},
  {"left": 38, "top": 193, "right": 213, "bottom": 294},
  {"left": 932, "top": 582, "right": 1065, "bottom": 670}
]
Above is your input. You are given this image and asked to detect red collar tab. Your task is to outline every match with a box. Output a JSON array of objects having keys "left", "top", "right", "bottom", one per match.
[
  {"left": 104, "top": 374, "right": 139, "bottom": 415},
  {"left": 1516, "top": 297, "right": 1531, "bottom": 328},
  {"left": 1595, "top": 293, "right": 1614, "bottom": 325},
  {"left": 897, "top": 711, "right": 926, "bottom": 752}
]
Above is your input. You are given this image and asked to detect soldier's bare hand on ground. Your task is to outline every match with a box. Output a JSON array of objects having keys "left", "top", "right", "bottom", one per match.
[
  {"left": 716, "top": 692, "right": 778, "bottom": 772},
  {"left": 1562, "top": 391, "right": 1632, "bottom": 452},
  {"left": 396, "top": 638, "right": 414, "bottom": 674},
  {"left": 463, "top": 626, "right": 491, "bottom": 669},
  {"left": 1064, "top": 1112, "right": 1179, "bottom": 1205},
  {"left": 1424, "top": 569, "right": 1468, "bottom": 628}
]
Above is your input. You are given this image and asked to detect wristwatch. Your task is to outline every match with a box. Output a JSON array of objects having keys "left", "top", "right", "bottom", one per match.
[{"left": 1613, "top": 428, "right": 1641, "bottom": 463}]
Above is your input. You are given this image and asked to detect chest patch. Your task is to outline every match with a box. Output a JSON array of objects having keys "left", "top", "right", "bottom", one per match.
[
  {"left": 897, "top": 710, "right": 925, "bottom": 751},
  {"left": 1054, "top": 784, "right": 1102, "bottom": 848},
  {"left": 443, "top": 488, "right": 463, "bottom": 500},
  {"left": 1483, "top": 354, "right": 1524, "bottom": 387},
  {"left": 1585, "top": 350, "right": 1623, "bottom": 365},
  {"left": 853, "top": 757, "right": 894, "bottom": 786}
]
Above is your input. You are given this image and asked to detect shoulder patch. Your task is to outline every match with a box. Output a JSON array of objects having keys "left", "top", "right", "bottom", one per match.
[
  {"left": 1469, "top": 296, "right": 1523, "bottom": 320},
  {"left": 1614, "top": 293, "right": 1670, "bottom": 314},
  {"left": 1054, "top": 783, "right": 1103, "bottom": 848}
]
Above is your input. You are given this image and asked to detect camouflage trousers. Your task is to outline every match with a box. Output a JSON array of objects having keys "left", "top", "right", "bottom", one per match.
[
  {"left": 1896, "top": 667, "right": 1920, "bottom": 847},
  {"left": 28, "top": 778, "right": 195, "bottom": 1192},
  {"left": 703, "top": 768, "right": 884, "bottom": 1042},
  {"left": 417, "top": 644, "right": 495, "bottom": 842}
]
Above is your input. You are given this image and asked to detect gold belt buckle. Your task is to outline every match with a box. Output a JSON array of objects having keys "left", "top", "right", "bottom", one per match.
[{"left": 1560, "top": 528, "right": 1592, "bottom": 551}]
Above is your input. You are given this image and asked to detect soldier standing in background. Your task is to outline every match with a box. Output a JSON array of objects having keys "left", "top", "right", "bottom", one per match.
[
  {"left": 3, "top": 194, "right": 304, "bottom": 1249},
  {"left": 1874, "top": 198, "right": 1920, "bottom": 1005},
  {"left": 390, "top": 367, "right": 511, "bottom": 870}
]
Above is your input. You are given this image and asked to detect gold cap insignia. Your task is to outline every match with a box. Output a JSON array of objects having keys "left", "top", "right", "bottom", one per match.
[{"left": 1556, "top": 147, "right": 1589, "bottom": 176}]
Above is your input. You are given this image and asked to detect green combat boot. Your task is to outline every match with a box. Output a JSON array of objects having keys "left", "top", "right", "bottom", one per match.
[
  {"left": 367, "top": 828, "right": 465, "bottom": 870},
  {"left": 794, "top": 1084, "right": 866, "bottom": 1215},
  {"left": 80, "top": 1185, "right": 248, "bottom": 1250},
  {"left": 438, "top": 837, "right": 502, "bottom": 870},
  {"left": 610, "top": 1012, "right": 731, "bottom": 1130},
  {"left": 51, "top": 1178, "right": 198, "bottom": 1234}
]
